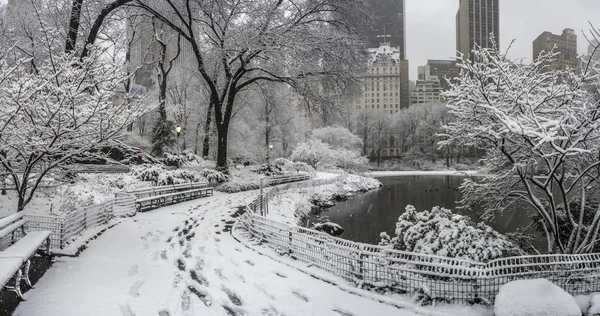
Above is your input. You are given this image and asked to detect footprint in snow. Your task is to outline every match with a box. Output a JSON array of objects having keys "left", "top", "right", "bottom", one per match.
[
  {"left": 291, "top": 291, "right": 309, "bottom": 302},
  {"left": 119, "top": 304, "right": 136, "bottom": 316},
  {"left": 214, "top": 269, "right": 227, "bottom": 281},
  {"left": 187, "top": 285, "right": 212, "bottom": 306},
  {"left": 158, "top": 310, "right": 170, "bottom": 316},
  {"left": 244, "top": 260, "right": 255, "bottom": 266},
  {"left": 190, "top": 270, "right": 209, "bottom": 286},
  {"left": 173, "top": 226, "right": 180, "bottom": 232},
  {"left": 274, "top": 272, "right": 286, "bottom": 279},
  {"left": 129, "top": 280, "right": 145, "bottom": 297},
  {"left": 160, "top": 250, "right": 168, "bottom": 260},
  {"left": 166, "top": 236, "right": 173, "bottom": 243},
  {"left": 181, "top": 289, "right": 191, "bottom": 311},
  {"left": 222, "top": 305, "right": 244, "bottom": 316},
  {"left": 222, "top": 287, "right": 243, "bottom": 306},
  {"left": 128, "top": 264, "right": 138, "bottom": 276},
  {"left": 260, "top": 308, "right": 282, "bottom": 316},
  {"left": 235, "top": 248, "right": 241, "bottom": 252},
  {"left": 176, "top": 258, "right": 186, "bottom": 271},
  {"left": 214, "top": 237, "right": 221, "bottom": 242},
  {"left": 332, "top": 309, "right": 354, "bottom": 316}
]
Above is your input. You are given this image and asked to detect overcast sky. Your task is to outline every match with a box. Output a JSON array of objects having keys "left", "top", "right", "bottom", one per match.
[{"left": 406, "top": 0, "right": 600, "bottom": 79}]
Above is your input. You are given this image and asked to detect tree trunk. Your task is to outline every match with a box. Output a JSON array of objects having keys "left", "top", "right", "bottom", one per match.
[
  {"left": 202, "top": 102, "right": 214, "bottom": 158},
  {"left": 17, "top": 195, "right": 25, "bottom": 212},
  {"left": 194, "top": 122, "right": 201, "bottom": 155},
  {"left": 66, "top": 0, "right": 84, "bottom": 53},
  {"left": 216, "top": 121, "right": 230, "bottom": 173}
]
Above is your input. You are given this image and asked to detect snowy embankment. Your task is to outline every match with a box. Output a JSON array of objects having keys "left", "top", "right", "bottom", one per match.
[
  {"left": 14, "top": 190, "right": 425, "bottom": 316},
  {"left": 367, "top": 170, "right": 481, "bottom": 177},
  {"left": 0, "top": 173, "right": 151, "bottom": 218},
  {"left": 267, "top": 174, "right": 382, "bottom": 226}
]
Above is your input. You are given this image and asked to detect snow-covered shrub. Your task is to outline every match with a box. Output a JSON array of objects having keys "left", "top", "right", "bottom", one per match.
[
  {"left": 494, "top": 279, "right": 580, "bottom": 316},
  {"left": 199, "top": 169, "right": 229, "bottom": 183},
  {"left": 216, "top": 181, "right": 260, "bottom": 193},
  {"left": 341, "top": 175, "right": 382, "bottom": 192},
  {"left": 283, "top": 162, "right": 314, "bottom": 174},
  {"left": 311, "top": 126, "right": 363, "bottom": 151},
  {"left": 272, "top": 158, "right": 292, "bottom": 168},
  {"left": 385, "top": 205, "right": 522, "bottom": 262},
  {"left": 252, "top": 162, "right": 284, "bottom": 176},
  {"left": 120, "top": 133, "right": 152, "bottom": 154},
  {"left": 51, "top": 187, "right": 93, "bottom": 216},
  {"left": 290, "top": 139, "right": 336, "bottom": 169},
  {"left": 156, "top": 170, "right": 205, "bottom": 185},
  {"left": 163, "top": 153, "right": 186, "bottom": 167},
  {"left": 333, "top": 149, "right": 369, "bottom": 172},
  {"left": 132, "top": 165, "right": 205, "bottom": 185}
]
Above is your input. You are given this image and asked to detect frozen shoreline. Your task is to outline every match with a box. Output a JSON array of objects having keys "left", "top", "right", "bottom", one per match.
[{"left": 366, "top": 170, "right": 482, "bottom": 177}]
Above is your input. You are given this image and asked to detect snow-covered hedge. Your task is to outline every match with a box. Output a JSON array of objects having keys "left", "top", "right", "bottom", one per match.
[
  {"left": 216, "top": 181, "right": 260, "bottom": 193},
  {"left": 382, "top": 205, "right": 522, "bottom": 262},
  {"left": 132, "top": 165, "right": 205, "bottom": 185},
  {"left": 494, "top": 279, "right": 580, "bottom": 316}
]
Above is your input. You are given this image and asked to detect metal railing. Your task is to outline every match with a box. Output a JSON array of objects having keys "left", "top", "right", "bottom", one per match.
[{"left": 238, "top": 177, "right": 600, "bottom": 304}]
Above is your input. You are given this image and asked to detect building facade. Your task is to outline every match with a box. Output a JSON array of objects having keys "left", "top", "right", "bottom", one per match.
[
  {"left": 427, "top": 60, "right": 460, "bottom": 91},
  {"left": 411, "top": 65, "right": 443, "bottom": 105},
  {"left": 532, "top": 29, "right": 578, "bottom": 70},
  {"left": 362, "top": 0, "right": 410, "bottom": 110},
  {"left": 456, "top": 0, "right": 500, "bottom": 61}
]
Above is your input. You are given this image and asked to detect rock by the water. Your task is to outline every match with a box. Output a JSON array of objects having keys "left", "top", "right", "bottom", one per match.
[{"left": 312, "top": 222, "right": 344, "bottom": 237}]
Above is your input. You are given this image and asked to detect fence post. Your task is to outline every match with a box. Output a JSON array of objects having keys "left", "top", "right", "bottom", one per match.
[
  {"left": 260, "top": 179, "right": 264, "bottom": 216},
  {"left": 288, "top": 227, "right": 293, "bottom": 255},
  {"left": 59, "top": 218, "right": 65, "bottom": 249}
]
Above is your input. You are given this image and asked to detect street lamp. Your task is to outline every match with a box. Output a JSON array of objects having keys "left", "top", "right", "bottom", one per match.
[
  {"left": 267, "top": 143, "right": 273, "bottom": 164},
  {"left": 175, "top": 124, "right": 182, "bottom": 156}
]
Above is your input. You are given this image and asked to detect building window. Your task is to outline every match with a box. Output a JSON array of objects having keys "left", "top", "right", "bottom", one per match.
[
  {"left": 384, "top": 104, "right": 387, "bottom": 108},
  {"left": 377, "top": 104, "right": 379, "bottom": 109}
]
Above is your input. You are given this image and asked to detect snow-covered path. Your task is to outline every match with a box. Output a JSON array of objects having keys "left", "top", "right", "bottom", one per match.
[{"left": 14, "top": 191, "right": 416, "bottom": 316}]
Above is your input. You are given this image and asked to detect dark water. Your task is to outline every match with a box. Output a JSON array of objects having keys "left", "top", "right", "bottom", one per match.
[{"left": 308, "top": 175, "right": 540, "bottom": 246}]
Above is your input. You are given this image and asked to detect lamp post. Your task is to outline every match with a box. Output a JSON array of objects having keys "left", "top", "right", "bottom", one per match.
[
  {"left": 175, "top": 124, "right": 182, "bottom": 156},
  {"left": 267, "top": 143, "right": 273, "bottom": 164}
]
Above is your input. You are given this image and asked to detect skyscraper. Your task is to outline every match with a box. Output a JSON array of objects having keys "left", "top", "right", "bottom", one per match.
[
  {"left": 456, "top": 0, "right": 500, "bottom": 60},
  {"left": 427, "top": 60, "right": 460, "bottom": 91},
  {"left": 532, "top": 29, "right": 578, "bottom": 71},
  {"left": 365, "top": 0, "right": 406, "bottom": 60}
]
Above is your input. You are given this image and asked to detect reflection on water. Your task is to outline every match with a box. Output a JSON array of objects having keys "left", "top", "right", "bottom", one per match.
[{"left": 308, "top": 175, "right": 541, "bottom": 247}]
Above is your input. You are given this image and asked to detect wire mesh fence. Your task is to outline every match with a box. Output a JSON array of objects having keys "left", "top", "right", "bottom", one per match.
[{"left": 239, "top": 175, "right": 600, "bottom": 304}]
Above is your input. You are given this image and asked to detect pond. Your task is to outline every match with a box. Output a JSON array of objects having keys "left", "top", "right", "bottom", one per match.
[{"left": 307, "top": 175, "right": 543, "bottom": 248}]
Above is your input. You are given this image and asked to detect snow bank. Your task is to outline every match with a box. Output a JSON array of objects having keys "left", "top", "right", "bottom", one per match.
[
  {"left": 589, "top": 293, "right": 600, "bottom": 315},
  {"left": 494, "top": 279, "right": 580, "bottom": 316},
  {"left": 575, "top": 294, "right": 592, "bottom": 315}
]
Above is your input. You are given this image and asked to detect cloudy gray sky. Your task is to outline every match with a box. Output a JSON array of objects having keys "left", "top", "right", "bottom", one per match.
[{"left": 406, "top": 0, "right": 600, "bottom": 79}]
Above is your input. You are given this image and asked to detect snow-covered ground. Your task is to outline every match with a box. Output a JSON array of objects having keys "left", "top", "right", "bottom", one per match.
[{"left": 14, "top": 190, "right": 424, "bottom": 316}]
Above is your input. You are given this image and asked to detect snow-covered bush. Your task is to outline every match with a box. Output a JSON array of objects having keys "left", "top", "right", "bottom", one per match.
[
  {"left": 199, "top": 169, "right": 229, "bottom": 183},
  {"left": 384, "top": 205, "right": 522, "bottom": 262},
  {"left": 163, "top": 153, "right": 186, "bottom": 167},
  {"left": 272, "top": 158, "right": 292, "bottom": 168},
  {"left": 156, "top": 170, "right": 205, "bottom": 185},
  {"left": 283, "top": 162, "right": 314, "bottom": 174},
  {"left": 216, "top": 181, "right": 260, "bottom": 193},
  {"left": 311, "top": 126, "right": 363, "bottom": 151},
  {"left": 290, "top": 139, "right": 335, "bottom": 169},
  {"left": 341, "top": 175, "right": 382, "bottom": 192},
  {"left": 132, "top": 165, "right": 205, "bottom": 185},
  {"left": 51, "top": 187, "right": 94, "bottom": 216},
  {"left": 575, "top": 294, "right": 592, "bottom": 315},
  {"left": 333, "top": 149, "right": 369, "bottom": 172},
  {"left": 494, "top": 279, "right": 580, "bottom": 316},
  {"left": 252, "top": 162, "right": 284, "bottom": 176}
]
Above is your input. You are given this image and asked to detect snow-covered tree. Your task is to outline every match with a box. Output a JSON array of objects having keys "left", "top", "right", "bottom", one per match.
[
  {"left": 440, "top": 38, "right": 600, "bottom": 254},
  {"left": 290, "top": 139, "right": 335, "bottom": 170},
  {"left": 311, "top": 125, "right": 363, "bottom": 151},
  {"left": 133, "top": 0, "right": 368, "bottom": 173},
  {"left": 0, "top": 41, "right": 151, "bottom": 211}
]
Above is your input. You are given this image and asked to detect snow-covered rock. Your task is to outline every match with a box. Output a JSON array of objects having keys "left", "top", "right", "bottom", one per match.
[
  {"left": 494, "top": 279, "right": 580, "bottom": 316},
  {"left": 312, "top": 222, "right": 344, "bottom": 237},
  {"left": 589, "top": 293, "right": 600, "bottom": 315},
  {"left": 575, "top": 294, "right": 592, "bottom": 315}
]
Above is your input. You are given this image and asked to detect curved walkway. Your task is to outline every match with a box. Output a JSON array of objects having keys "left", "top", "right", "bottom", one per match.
[{"left": 14, "top": 191, "right": 413, "bottom": 316}]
